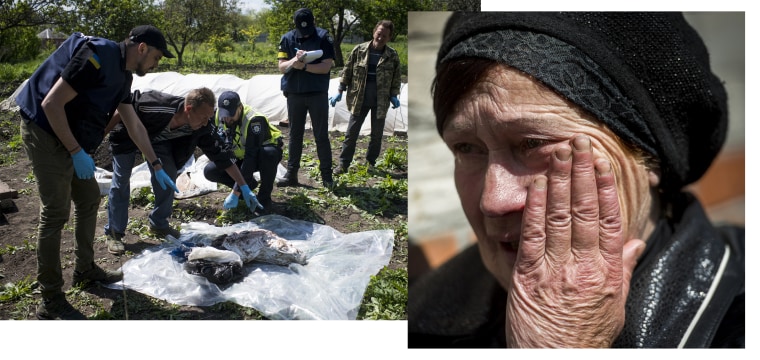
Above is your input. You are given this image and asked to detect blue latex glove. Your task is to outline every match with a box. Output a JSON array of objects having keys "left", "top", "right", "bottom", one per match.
[
  {"left": 390, "top": 96, "right": 400, "bottom": 109},
  {"left": 240, "top": 185, "right": 263, "bottom": 210},
  {"left": 223, "top": 192, "right": 239, "bottom": 210},
  {"left": 329, "top": 92, "right": 342, "bottom": 107},
  {"left": 71, "top": 149, "right": 96, "bottom": 179},
  {"left": 154, "top": 168, "right": 179, "bottom": 193}
]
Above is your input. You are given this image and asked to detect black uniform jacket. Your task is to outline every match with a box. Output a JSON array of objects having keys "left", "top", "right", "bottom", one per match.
[{"left": 108, "top": 90, "right": 234, "bottom": 170}]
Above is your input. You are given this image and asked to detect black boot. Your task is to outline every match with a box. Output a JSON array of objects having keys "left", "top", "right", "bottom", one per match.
[
  {"left": 276, "top": 170, "right": 299, "bottom": 187},
  {"left": 322, "top": 172, "right": 334, "bottom": 189}
]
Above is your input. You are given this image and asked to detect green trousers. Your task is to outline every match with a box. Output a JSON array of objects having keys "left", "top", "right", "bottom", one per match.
[{"left": 20, "top": 120, "right": 100, "bottom": 297}]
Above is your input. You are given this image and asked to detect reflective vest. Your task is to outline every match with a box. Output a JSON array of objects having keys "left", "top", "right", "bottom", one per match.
[{"left": 214, "top": 104, "right": 281, "bottom": 159}]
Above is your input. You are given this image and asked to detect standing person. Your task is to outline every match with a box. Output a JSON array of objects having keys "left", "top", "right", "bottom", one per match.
[
  {"left": 276, "top": 7, "right": 336, "bottom": 188},
  {"left": 330, "top": 20, "right": 402, "bottom": 174},
  {"left": 15, "top": 25, "right": 177, "bottom": 320},
  {"left": 203, "top": 91, "right": 283, "bottom": 213},
  {"left": 104, "top": 88, "right": 262, "bottom": 254}
]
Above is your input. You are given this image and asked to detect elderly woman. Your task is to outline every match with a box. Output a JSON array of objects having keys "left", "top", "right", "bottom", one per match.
[{"left": 408, "top": 12, "right": 744, "bottom": 348}]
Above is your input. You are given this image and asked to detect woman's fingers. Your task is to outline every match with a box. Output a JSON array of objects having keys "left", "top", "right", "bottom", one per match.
[
  {"left": 595, "top": 158, "right": 625, "bottom": 261},
  {"left": 544, "top": 144, "right": 572, "bottom": 262},
  {"left": 517, "top": 175, "right": 548, "bottom": 271},
  {"left": 520, "top": 135, "right": 625, "bottom": 267},
  {"left": 570, "top": 135, "right": 601, "bottom": 253}
]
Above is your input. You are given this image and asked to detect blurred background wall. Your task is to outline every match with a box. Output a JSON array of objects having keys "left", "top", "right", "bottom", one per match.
[{"left": 407, "top": 11, "right": 745, "bottom": 284}]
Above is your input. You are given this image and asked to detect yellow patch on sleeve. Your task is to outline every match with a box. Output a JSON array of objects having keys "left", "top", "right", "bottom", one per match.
[
  {"left": 277, "top": 51, "right": 288, "bottom": 59},
  {"left": 88, "top": 54, "right": 101, "bottom": 69}
]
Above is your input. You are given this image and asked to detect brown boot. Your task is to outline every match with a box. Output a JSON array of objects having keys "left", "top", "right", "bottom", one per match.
[{"left": 36, "top": 292, "right": 87, "bottom": 320}]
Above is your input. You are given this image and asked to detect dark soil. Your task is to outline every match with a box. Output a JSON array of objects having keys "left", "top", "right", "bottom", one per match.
[{"left": 0, "top": 85, "right": 408, "bottom": 320}]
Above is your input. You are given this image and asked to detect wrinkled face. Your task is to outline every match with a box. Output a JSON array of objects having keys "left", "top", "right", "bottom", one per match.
[
  {"left": 372, "top": 25, "right": 391, "bottom": 50},
  {"left": 135, "top": 44, "right": 163, "bottom": 77},
  {"left": 441, "top": 65, "right": 657, "bottom": 290},
  {"left": 186, "top": 103, "right": 214, "bottom": 130}
]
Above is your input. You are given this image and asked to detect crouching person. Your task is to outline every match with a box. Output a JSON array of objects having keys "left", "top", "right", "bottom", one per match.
[
  {"left": 203, "top": 91, "right": 283, "bottom": 212},
  {"left": 104, "top": 88, "right": 262, "bottom": 254}
]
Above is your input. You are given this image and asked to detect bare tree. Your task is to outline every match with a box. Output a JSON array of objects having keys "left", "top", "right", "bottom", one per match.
[{"left": 0, "top": 0, "right": 63, "bottom": 32}]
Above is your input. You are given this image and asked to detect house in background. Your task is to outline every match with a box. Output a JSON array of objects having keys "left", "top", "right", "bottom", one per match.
[{"left": 37, "top": 28, "right": 67, "bottom": 49}]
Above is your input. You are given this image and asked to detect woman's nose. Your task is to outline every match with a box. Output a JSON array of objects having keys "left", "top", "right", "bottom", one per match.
[{"left": 480, "top": 162, "right": 527, "bottom": 217}]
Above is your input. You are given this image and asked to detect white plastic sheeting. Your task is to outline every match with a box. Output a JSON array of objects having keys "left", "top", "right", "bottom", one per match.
[
  {"left": 2, "top": 73, "right": 408, "bottom": 136},
  {"left": 130, "top": 72, "right": 408, "bottom": 135},
  {"left": 103, "top": 214, "right": 395, "bottom": 320}
]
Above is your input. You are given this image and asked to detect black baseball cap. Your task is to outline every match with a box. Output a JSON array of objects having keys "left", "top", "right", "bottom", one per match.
[
  {"left": 217, "top": 91, "right": 241, "bottom": 121},
  {"left": 128, "top": 25, "right": 175, "bottom": 58},
  {"left": 294, "top": 8, "right": 316, "bottom": 37}
]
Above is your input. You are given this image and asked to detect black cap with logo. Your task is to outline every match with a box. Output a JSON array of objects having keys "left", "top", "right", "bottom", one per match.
[
  {"left": 217, "top": 91, "right": 241, "bottom": 121},
  {"left": 128, "top": 25, "right": 175, "bottom": 58},
  {"left": 294, "top": 8, "right": 316, "bottom": 37}
]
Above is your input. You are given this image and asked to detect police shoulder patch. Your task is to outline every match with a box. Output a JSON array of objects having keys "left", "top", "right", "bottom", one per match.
[
  {"left": 327, "top": 35, "right": 334, "bottom": 44},
  {"left": 252, "top": 123, "right": 261, "bottom": 134}
]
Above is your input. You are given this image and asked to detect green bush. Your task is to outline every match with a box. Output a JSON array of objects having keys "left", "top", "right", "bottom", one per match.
[{"left": 0, "top": 27, "right": 40, "bottom": 63}]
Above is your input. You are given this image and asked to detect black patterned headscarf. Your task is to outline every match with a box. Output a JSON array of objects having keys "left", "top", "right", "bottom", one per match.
[{"left": 436, "top": 12, "right": 728, "bottom": 193}]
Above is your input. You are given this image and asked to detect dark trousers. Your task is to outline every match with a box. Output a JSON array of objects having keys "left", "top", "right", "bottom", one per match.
[
  {"left": 285, "top": 92, "right": 332, "bottom": 175},
  {"left": 339, "top": 83, "right": 383, "bottom": 167},
  {"left": 339, "top": 105, "right": 385, "bottom": 168},
  {"left": 146, "top": 141, "right": 182, "bottom": 230},
  {"left": 21, "top": 120, "right": 100, "bottom": 297},
  {"left": 203, "top": 145, "right": 282, "bottom": 204}
]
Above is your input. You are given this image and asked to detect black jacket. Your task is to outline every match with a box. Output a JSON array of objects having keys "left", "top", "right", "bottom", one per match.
[
  {"left": 408, "top": 192, "right": 744, "bottom": 348},
  {"left": 108, "top": 90, "right": 235, "bottom": 170}
]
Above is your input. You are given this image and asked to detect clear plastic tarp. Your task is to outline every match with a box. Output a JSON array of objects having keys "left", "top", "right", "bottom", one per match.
[{"left": 104, "top": 214, "right": 395, "bottom": 320}]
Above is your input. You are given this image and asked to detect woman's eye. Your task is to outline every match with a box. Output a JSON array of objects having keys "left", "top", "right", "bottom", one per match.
[{"left": 453, "top": 143, "right": 475, "bottom": 154}]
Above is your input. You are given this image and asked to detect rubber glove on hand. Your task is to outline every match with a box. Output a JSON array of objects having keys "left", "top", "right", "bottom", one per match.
[
  {"left": 329, "top": 92, "right": 342, "bottom": 107},
  {"left": 71, "top": 149, "right": 96, "bottom": 179},
  {"left": 240, "top": 185, "right": 263, "bottom": 210},
  {"left": 390, "top": 96, "right": 400, "bottom": 109},
  {"left": 154, "top": 168, "right": 179, "bottom": 193},
  {"left": 223, "top": 192, "right": 239, "bottom": 210}
]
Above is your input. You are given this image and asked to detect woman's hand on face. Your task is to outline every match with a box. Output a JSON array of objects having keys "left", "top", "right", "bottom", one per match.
[{"left": 506, "top": 135, "right": 646, "bottom": 348}]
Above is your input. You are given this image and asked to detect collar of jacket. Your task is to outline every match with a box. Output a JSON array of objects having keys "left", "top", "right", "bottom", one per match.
[
  {"left": 613, "top": 192, "right": 744, "bottom": 348},
  {"left": 357, "top": 41, "right": 389, "bottom": 61}
]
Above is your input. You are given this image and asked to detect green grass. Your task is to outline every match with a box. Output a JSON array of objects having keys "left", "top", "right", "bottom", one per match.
[
  {"left": 0, "top": 48, "right": 53, "bottom": 83},
  {"left": 141, "top": 39, "right": 407, "bottom": 80},
  {"left": 0, "top": 114, "right": 23, "bottom": 166},
  {"left": 0, "top": 37, "right": 408, "bottom": 82},
  {"left": 358, "top": 267, "right": 408, "bottom": 320},
  {"left": 0, "top": 276, "right": 37, "bottom": 320}
]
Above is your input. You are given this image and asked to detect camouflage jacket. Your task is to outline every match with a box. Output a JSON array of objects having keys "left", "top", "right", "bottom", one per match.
[{"left": 338, "top": 41, "right": 401, "bottom": 120}]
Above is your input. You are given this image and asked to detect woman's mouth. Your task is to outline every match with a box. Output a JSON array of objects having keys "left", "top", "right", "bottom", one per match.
[{"left": 488, "top": 233, "right": 520, "bottom": 253}]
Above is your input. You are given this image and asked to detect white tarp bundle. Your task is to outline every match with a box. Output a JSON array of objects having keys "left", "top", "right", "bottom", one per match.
[
  {"left": 2, "top": 72, "right": 408, "bottom": 136},
  {"left": 103, "top": 214, "right": 395, "bottom": 320},
  {"left": 132, "top": 72, "right": 408, "bottom": 135}
]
